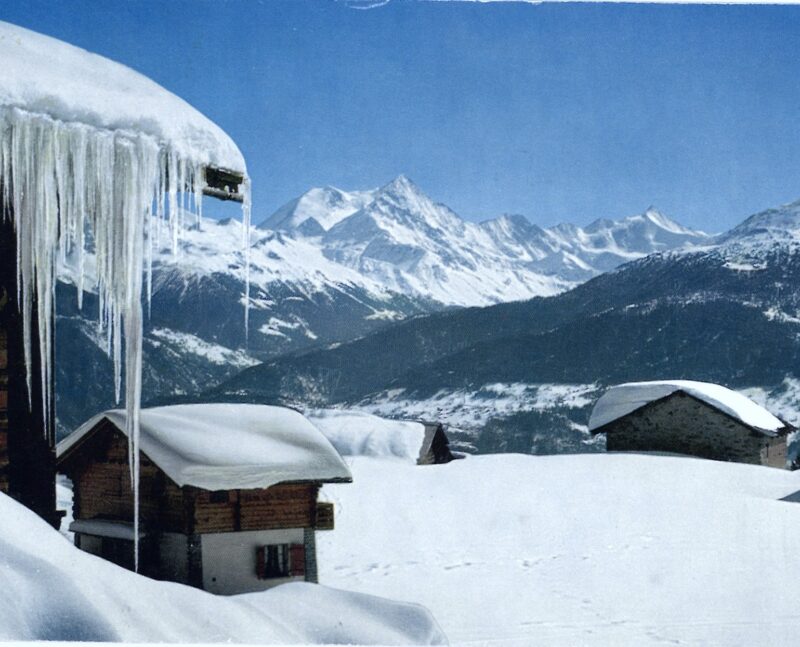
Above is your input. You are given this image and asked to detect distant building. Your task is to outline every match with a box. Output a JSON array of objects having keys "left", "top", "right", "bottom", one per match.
[
  {"left": 57, "top": 404, "right": 351, "bottom": 595},
  {"left": 307, "top": 409, "right": 457, "bottom": 464},
  {"left": 588, "top": 380, "right": 794, "bottom": 469}
]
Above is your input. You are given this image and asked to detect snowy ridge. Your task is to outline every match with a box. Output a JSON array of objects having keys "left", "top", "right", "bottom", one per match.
[
  {"left": 719, "top": 198, "right": 800, "bottom": 244},
  {"left": 262, "top": 185, "right": 377, "bottom": 232},
  {"left": 259, "top": 176, "right": 712, "bottom": 307}
]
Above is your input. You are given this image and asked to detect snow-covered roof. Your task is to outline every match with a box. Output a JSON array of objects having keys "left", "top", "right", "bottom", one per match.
[
  {"left": 588, "top": 380, "right": 789, "bottom": 435},
  {"left": 307, "top": 409, "right": 428, "bottom": 462},
  {"left": 0, "top": 21, "right": 244, "bottom": 171},
  {"left": 58, "top": 404, "right": 352, "bottom": 491}
]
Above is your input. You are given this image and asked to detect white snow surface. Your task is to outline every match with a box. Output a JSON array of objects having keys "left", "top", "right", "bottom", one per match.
[
  {"left": 0, "top": 490, "right": 445, "bottom": 644},
  {"left": 588, "top": 379, "right": 788, "bottom": 434},
  {"left": 0, "top": 21, "right": 244, "bottom": 169},
  {"left": 319, "top": 453, "right": 800, "bottom": 646},
  {"left": 307, "top": 409, "right": 426, "bottom": 462},
  {"left": 58, "top": 404, "right": 352, "bottom": 491}
]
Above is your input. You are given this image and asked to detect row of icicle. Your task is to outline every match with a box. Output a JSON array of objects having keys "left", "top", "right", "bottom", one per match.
[{"left": 0, "top": 106, "right": 251, "bottom": 571}]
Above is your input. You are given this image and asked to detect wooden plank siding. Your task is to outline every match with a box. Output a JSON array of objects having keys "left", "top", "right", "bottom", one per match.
[
  {"left": 0, "top": 210, "right": 59, "bottom": 526},
  {"left": 71, "top": 430, "right": 189, "bottom": 532},
  {"left": 185, "top": 484, "right": 319, "bottom": 533},
  {"left": 65, "top": 427, "right": 323, "bottom": 535}
]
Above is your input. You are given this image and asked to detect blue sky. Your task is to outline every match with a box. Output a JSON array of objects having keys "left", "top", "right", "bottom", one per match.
[{"left": 2, "top": 1, "right": 800, "bottom": 232}]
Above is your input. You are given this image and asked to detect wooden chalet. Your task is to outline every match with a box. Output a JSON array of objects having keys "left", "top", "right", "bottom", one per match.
[
  {"left": 589, "top": 380, "right": 794, "bottom": 469},
  {"left": 57, "top": 403, "right": 352, "bottom": 595}
]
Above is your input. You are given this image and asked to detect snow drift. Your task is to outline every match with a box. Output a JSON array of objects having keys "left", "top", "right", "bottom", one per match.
[
  {"left": 307, "top": 409, "right": 426, "bottom": 462},
  {"left": 319, "top": 454, "right": 800, "bottom": 646},
  {"left": 0, "top": 489, "right": 446, "bottom": 644}
]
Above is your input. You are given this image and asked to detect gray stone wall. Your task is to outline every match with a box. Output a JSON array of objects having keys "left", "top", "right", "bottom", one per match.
[{"left": 602, "top": 392, "right": 787, "bottom": 468}]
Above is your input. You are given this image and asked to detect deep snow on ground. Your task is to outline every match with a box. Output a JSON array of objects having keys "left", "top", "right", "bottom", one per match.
[
  {"left": 318, "top": 453, "right": 800, "bottom": 646},
  {"left": 0, "top": 489, "right": 445, "bottom": 644}
]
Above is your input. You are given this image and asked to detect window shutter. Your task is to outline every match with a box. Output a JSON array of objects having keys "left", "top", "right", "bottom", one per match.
[
  {"left": 255, "top": 546, "right": 266, "bottom": 579},
  {"left": 289, "top": 543, "right": 305, "bottom": 577}
]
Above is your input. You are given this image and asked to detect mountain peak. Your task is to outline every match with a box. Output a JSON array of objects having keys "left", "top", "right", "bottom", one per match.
[
  {"left": 259, "top": 184, "right": 377, "bottom": 232},
  {"left": 380, "top": 174, "right": 420, "bottom": 196}
]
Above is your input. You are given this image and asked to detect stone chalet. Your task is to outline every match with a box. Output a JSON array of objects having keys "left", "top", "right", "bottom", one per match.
[{"left": 588, "top": 380, "right": 794, "bottom": 469}]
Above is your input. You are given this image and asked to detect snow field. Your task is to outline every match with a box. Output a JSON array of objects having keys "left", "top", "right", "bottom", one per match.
[{"left": 318, "top": 453, "right": 800, "bottom": 646}]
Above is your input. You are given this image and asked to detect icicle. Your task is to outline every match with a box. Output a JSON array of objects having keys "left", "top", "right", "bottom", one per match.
[
  {"left": 242, "top": 176, "right": 252, "bottom": 341},
  {"left": 0, "top": 105, "right": 250, "bottom": 573}
]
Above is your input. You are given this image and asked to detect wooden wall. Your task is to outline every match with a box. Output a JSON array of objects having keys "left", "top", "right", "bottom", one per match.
[
  {"left": 194, "top": 484, "right": 319, "bottom": 534},
  {"left": 0, "top": 211, "right": 59, "bottom": 526},
  {"left": 66, "top": 427, "right": 322, "bottom": 535},
  {"left": 71, "top": 427, "right": 188, "bottom": 532},
  {"left": 0, "top": 324, "right": 9, "bottom": 494}
]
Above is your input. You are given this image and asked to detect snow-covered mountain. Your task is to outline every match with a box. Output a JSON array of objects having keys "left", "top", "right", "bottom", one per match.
[
  {"left": 55, "top": 176, "right": 710, "bottom": 433},
  {"left": 259, "top": 175, "right": 712, "bottom": 306},
  {"left": 207, "top": 194, "right": 800, "bottom": 456},
  {"left": 260, "top": 185, "right": 378, "bottom": 234}
]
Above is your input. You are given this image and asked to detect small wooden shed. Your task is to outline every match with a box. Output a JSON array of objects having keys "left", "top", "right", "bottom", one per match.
[
  {"left": 589, "top": 380, "right": 794, "bottom": 469},
  {"left": 57, "top": 403, "right": 351, "bottom": 595}
]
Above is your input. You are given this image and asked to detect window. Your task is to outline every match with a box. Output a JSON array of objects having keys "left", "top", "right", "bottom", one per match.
[
  {"left": 256, "top": 543, "right": 305, "bottom": 579},
  {"left": 208, "top": 491, "right": 229, "bottom": 504}
]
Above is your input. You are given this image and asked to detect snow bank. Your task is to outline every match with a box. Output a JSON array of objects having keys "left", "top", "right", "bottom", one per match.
[
  {"left": 58, "top": 404, "right": 352, "bottom": 491},
  {"left": 319, "top": 454, "right": 800, "bottom": 646},
  {"left": 0, "top": 490, "right": 446, "bottom": 644},
  {"left": 0, "top": 21, "right": 243, "bottom": 169},
  {"left": 588, "top": 379, "right": 788, "bottom": 434},
  {"left": 307, "top": 409, "right": 426, "bottom": 462}
]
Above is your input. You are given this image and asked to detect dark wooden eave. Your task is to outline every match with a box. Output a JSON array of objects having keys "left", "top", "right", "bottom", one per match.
[{"left": 203, "top": 166, "right": 245, "bottom": 203}]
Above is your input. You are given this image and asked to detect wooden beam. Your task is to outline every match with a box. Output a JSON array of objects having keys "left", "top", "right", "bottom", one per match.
[{"left": 202, "top": 166, "right": 245, "bottom": 203}]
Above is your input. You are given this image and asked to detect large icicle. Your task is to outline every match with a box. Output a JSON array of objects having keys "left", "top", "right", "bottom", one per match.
[{"left": 0, "top": 106, "right": 250, "bottom": 570}]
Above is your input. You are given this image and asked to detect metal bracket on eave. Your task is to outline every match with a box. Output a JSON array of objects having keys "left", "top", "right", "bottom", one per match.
[{"left": 203, "top": 166, "right": 245, "bottom": 203}]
